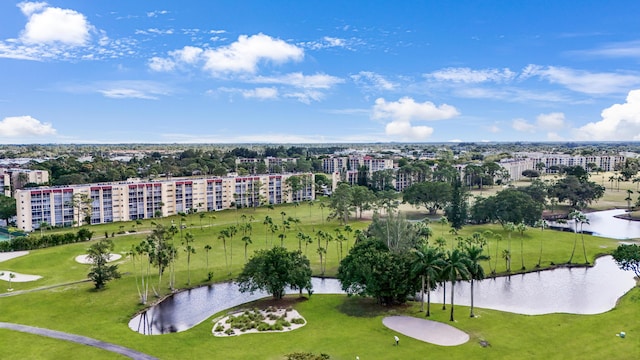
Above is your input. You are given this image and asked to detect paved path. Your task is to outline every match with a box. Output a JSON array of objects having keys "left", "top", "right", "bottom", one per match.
[
  {"left": 0, "top": 322, "right": 158, "bottom": 360},
  {"left": 382, "top": 316, "right": 469, "bottom": 346}
]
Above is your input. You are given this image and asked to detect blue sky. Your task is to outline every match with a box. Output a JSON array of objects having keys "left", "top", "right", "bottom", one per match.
[{"left": 1, "top": 1, "right": 640, "bottom": 144}]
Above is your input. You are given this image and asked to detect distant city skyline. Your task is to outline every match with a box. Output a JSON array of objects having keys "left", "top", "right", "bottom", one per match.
[{"left": 1, "top": 1, "right": 640, "bottom": 144}]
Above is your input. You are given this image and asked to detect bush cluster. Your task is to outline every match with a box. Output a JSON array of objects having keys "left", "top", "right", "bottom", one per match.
[{"left": 0, "top": 228, "right": 94, "bottom": 252}]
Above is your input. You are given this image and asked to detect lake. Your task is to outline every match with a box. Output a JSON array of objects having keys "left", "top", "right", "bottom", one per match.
[{"left": 129, "top": 256, "right": 636, "bottom": 335}]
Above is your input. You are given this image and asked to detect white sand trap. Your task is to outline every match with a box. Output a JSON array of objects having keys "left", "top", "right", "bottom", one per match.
[
  {"left": 0, "top": 271, "right": 42, "bottom": 282},
  {"left": 383, "top": 316, "right": 469, "bottom": 346},
  {"left": 213, "top": 307, "right": 306, "bottom": 337},
  {"left": 0, "top": 251, "right": 29, "bottom": 263},
  {"left": 75, "top": 253, "right": 122, "bottom": 264}
]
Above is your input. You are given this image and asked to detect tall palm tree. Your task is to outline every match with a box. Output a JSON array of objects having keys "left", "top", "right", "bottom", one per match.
[
  {"left": 535, "top": 220, "right": 547, "bottom": 267},
  {"left": 517, "top": 222, "right": 527, "bottom": 270},
  {"left": 568, "top": 210, "right": 583, "bottom": 264},
  {"left": 435, "top": 236, "right": 448, "bottom": 309},
  {"left": 465, "top": 245, "right": 488, "bottom": 317},
  {"left": 228, "top": 225, "right": 238, "bottom": 272},
  {"left": 183, "top": 232, "right": 195, "bottom": 285},
  {"left": 263, "top": 216, "right": 272, "bottom": 247},
  {"left": 625, "top": 189, "right": 634, "bottom": 211},
  {"left": 218, "top": 229, "right": 230, "bottom": 274},
  {"left": 204, "top": 244, "right": 212, "bottom": 277},
  {"left": 442, "top": 248, "right": 470, "bottom": 322},
  {"left": 242, "top": 235, "right": 252, "bottom": 262},
  {"left": 411, "top": 245, "right": 445, "bottom": 316},
  {"left": 503, "top": 222, "right": 516, "bottom": 272}
]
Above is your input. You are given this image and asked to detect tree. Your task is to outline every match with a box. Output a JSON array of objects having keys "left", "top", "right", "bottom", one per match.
[
  {"left": 549, "top": 175, "right": 604, "bottom": 209},
  {"left": 465, "top": 245, "right": 488, "bottom": 317},
  {"left": 444, "top": 177, "right": 468, "bottom": 232},
  {"left": 87, "top": 239, "right": 121, "bottom": 289},
  {"left": 522, "top": 169, "right": 540, "bottom": 180},
  {"left": 442, "top": 248, "right": 470, "bottom": 322},
  {"left": 337, "top": 239, "right": 418, "bottom": 305},
  {"left": 470, "top": 188, "right": 543, "bottom": 227},
  {"left": 350, "top": 185, "right": 374, "bottom": 219},
  {"left": 403, "top": 181, "right": 451, "bottom": 215},
  {"left": 411, "top": 245, "right": 445, "bottom": 316},
  {"left": 329, "top": 183, "right": 353, "bottom": 224},
  {"left": 612, "top": 244, "right": 640, "bottom": 279},
  {"left": 204, "top": 244, "right": 213, "bottom": 279},
  {"left": 236, "top": 247, "right": 312, "bottom": 299},
  {"left": 0, "top": 195, "right": 16, "bottom": 226},
  {"left": 517, "top": 222, "right": 527, "bottom": 270},
  {"left": 183, "top": 232, "right": 196, "bottom": 285},
  {"left": 626, "top": 189, "right": 634, "bottom": 211},
  {"left": 568, "top": 210, "right": 589, "bottom": 264}
]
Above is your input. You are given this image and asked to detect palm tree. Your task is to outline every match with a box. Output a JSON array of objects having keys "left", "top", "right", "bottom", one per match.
[
  {"left": 183, "top": 232, "right": 195, "bottom": 285},
  {"left": 204, "top": 244, "right": 212, "bottom": 276},
  {"left": 465, "top": 245, "right": 488, "bottom": 317},
  {"left": 517, "top": 222, "right": 527, "bottom": 270},
  {"left": 228, "top": 225, "right": 238, "bottom": 272},
  {"left": 567, "top": 210, "right": 583, "bottom": 264},
  {"left": 571, "top": 212, "right": 591, "bottom": 264},
  {"left": 242, "top": 235, "right": 252, "bottom": 262},
  {"left": 263, "top": 215, "right": 272, "bottom": 247},
  {"left": 411, "top": 245, "right": 445, "bottom": 316},
  {"left": 442, "top": 249, "right": 470, "bottom": 322},
  {"left": 535, "top": 220, "right": 547, "bottom": 267},
  {"left": 438, "top": 216, "right": 449, "bottom": 237},
  {"left": 503, "top": 222, "right": 516, "bottom": 272},
  {"left": 626, "top": 189, "right": 634, "bottom": 211},
  {"left": 218, "top": 229, "right": 230, "bottom": 273},
  {"left": 492, "top": 234, "right": 502, "bottom": 275}
]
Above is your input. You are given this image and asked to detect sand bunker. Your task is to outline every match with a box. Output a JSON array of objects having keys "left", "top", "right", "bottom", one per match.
[
  {"left": 75, "top": 253, "right": 122, "bottom": 264},
  {"left": 0, "top": 271, "right": 42, "bottom": 283},
  {"left": 0, "top": 251, "right": 29, "bottom": 263},
  {"left": 213, "top": 307, "right": 306, "bottom": 337},
  {"left": 383, "top": 316, "right": 469, "bottom": 346}
]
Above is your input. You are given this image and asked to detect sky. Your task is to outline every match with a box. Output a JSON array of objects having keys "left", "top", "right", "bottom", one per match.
[{"left": 1, "top": 1, "right": 640, "bottom": 144}]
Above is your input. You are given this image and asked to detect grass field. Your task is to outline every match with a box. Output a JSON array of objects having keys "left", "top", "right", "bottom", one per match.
[{"left": 0, "top": 184, "right": 639, "bottom": 359}]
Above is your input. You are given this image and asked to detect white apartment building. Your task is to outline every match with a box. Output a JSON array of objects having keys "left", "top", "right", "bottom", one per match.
[
  {"left": 15, "top": 173, "right": 314, "bottom": 232},
  {"left": 514, "top": 152, "right": 625, "bottom": 172},
  {"left": 0, "top": 168, "right": 49, "bottom": 196}
]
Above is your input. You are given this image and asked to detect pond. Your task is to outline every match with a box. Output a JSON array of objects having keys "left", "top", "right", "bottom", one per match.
[
  {"left": 129, "top": 277, "right": 343, "bottom": 335},
  {"left": 130, "top": 255, "right": 636, "bottom": 335},
  {"left": 429, "top": 256, "right": 636, "bottom": 315},
  {"left": 549, "top": 209, "right": 640, "bottom": 239}
]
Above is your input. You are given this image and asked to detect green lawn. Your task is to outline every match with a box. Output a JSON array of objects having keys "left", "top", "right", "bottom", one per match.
[{"left": 0, "top": 199, "right": 638, "bottom": 359}]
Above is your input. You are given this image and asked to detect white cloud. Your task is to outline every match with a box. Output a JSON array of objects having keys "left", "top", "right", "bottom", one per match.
[
  {"left": 351, "top": 71, "right": 396, "bottom": 91},
  {"left": 284, "top": 90, "right": 324, "bottom": 104},
  {"left": 147, "top": 28, "right": 174, "bottom": 35},
  {"left": 372, "top": 97, "right": 459, "bottom": 122},
  {"left": 170, "top": 46, "right": 203, "bottom": 64},
  {"left": 146, "top": 10, "right": 169, "bottom": 17},
  {"left": 0, "top": 115, "right": 56, "bottom": 137},
  {"left": 487, "top": 124, "right": 500, "bottom": 133},
  {"left": 242, "top": 87, "right": 278, "bottom": 100},
  {"left": 17, "top": 1, "right": 47, "bottom": 16},
  {"left": 301, "top": 36, "right": 355, "bottom": 50},
  {"left": 252, "top": 72, "right": 343, "bottom": 89},
  {"left": 202, "top": 33, "right": 303, "bottom": 74},
  {"left": 536, "top": 112, "right": 565, "bottom": 129},
  {"left": 571, "top": 40, "right": 640, "bottom": 59},
  {"left": 148, "top": 56, "right": 176, "bottom": 72},
  {"left": 576, "top": 89, "right": 640, "bottom": 140},
  {"left": 20, "top": 3, "right": 93, "bottom": 46},
  {"left": 512, "top": 118, "right": 535, "bottom": 132},
  {"left": 427, "top": 67, "right": 516, "bottom": 83},
  {"left": 522, "top": 65, "right": 640, "bottom": 95},
  {"left": 371, "top": 97, "right": 459, "bottom": 140},
  {"left": 99, "top": 88, "right": 157, "bottom": 99}
]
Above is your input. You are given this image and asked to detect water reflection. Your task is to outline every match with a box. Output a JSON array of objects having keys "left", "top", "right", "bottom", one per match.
[
  {"left": 429, "top": 256, "right": 636, "bottom": 315},
  {"left": 129, "top": 277, "right": 343, "bottom": 335},
  {"left": 550, "top": 209, "right": 640, "bottom": 239},
  {"left": 131, "top": 255, "right": 636, "bottom": 335}
]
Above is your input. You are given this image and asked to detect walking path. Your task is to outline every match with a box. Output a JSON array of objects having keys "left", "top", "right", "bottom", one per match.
[
  {"left": 0, "top": 322, "right": 158, "bottom": 360},
  {"left": 382, "top": 316, "right": 469, "bottom": 346}
]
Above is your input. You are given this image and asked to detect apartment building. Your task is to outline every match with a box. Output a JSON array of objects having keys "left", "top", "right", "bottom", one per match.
[
  {"left": 514, "top": 152, "right": 625, "bottom": 172},
  {"left": 0, "top": 168, "right": 49, "bottom": 196},
  {"left": 15, "top": 173, "right": 314, "bottom": 232}
]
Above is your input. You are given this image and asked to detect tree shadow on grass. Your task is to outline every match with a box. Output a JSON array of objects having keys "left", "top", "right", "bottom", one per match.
[{"left": 336, "top": 296, "right": 411, "bottom": 318}]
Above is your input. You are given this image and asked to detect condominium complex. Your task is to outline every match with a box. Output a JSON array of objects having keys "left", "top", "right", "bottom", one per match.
[
  {"left": 322, "top": 155, "right": 393, "bottom": 174},
  {"left": 15, "top": 173, "right": 314, "bottom": 232},
  {"left": 514, "top": 152, "right": 625, "bottom": 172},
  {"left": 0, "top": 168, "right": 50, "bottom": 196}
]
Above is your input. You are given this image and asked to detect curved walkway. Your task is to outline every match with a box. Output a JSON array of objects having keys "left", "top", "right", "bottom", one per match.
[
  {"left": 0, "top": 322, "right": 157, "bottom": 360},
  {"left": 382, "top": 316, "right": 469, "bottom": 346}
]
